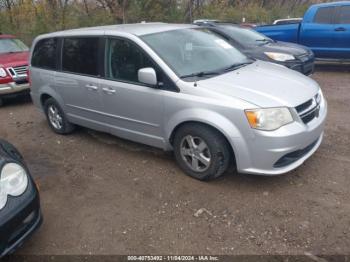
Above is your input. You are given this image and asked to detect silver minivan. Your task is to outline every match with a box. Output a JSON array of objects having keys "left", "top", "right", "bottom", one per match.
[{"left": 29, "top": 23, "right": 327, "bottom": 180}]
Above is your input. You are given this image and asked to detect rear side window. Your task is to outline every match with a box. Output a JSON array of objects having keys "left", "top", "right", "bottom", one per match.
[
  {"left": 32, "top": 38, "right": 58, "bottom": 69},
  {"left": 336, "top": 6, "right": 350, "bottom": 24},
  {"left": 62, "top": 38, "right": 99, "bottom": 76},
  {"left": 314, "top": 7, "right": 335, "bottom": 24}
]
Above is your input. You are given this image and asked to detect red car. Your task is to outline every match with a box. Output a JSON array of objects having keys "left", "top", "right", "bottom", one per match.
[{"left": 0, "top": 34, "right": 30, "bottom": 106}]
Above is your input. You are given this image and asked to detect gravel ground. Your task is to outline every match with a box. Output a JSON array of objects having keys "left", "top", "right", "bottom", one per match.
[{"left": 0, "top": 64, "right": 349, "bottom": 256}]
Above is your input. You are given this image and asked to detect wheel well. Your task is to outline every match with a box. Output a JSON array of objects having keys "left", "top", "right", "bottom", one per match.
[
  {"left": 169, "top": 121, "right": 236, "bottom": 163},
  {"left": 40, "top": 94, "right": 52, "bottom": 108}
]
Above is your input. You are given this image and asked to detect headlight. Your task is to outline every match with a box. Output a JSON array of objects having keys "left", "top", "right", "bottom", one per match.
[
  {"left": 0, "top": 68, "right": 7, "bottom": 78},
  {"left": 245, "top": 107, "right": 294, "bottom": 131},
  {"left": 0, "top": 163, "right": 28, "bottom": 210},
  {"left": 265, "top": 52, "right": 295, "bottom": 62}
]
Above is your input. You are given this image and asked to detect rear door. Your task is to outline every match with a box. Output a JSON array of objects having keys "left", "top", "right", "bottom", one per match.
[
  {"left": 333, "top": 5, "right": 350, "bottom": 59},
  {"left": 55, "top": 36, "right": 106, "bottom": 131},
  {"left": 300, "top": 6, "right": 336, "bottom": 58}
]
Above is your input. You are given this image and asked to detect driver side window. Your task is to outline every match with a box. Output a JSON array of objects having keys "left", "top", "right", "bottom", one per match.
[{"left": 106, "top": 38, "right": 154, "bottom": 83}]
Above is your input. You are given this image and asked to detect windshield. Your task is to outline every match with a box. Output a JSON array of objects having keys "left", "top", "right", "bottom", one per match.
[
  {"left": 219, "top": 25, "right": 273, "bottom": 46},
  {"left": 0, "top": 38, "right": 29, "bottom": 54},
  {"left": 141, "top": 28, "right": 251, "bottom": 79}
]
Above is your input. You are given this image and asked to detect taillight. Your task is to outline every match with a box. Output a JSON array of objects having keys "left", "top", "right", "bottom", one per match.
[{"left": 0, "top": 68, "right": 13, "bottom": 84}]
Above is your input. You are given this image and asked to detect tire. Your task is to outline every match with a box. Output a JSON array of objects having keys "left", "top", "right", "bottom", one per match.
[
  {"left": 44, "top": 98, "right": 75, "bottom": 134},
  {"left": 173, "top": 124, "right": 232, "bottom": 181},
  {"left": 0, "top": 98, "right": 3, "bottom": 107}
]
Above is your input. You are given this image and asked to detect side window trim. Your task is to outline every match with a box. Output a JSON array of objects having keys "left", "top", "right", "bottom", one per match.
[
  {"left": 57, "top": 38, "right": 63, "bottom": 71},
  {"left": 98, "top": 37, "right": 106, "bottom": 78},
  {"left": 104, "top": 36, "right": 179, "bottom": 92}
]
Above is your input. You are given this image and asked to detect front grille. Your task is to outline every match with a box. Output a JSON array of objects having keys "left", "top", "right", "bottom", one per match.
[
  {"left": 295, "top": 94, "right": 321, "bottom": 125},
  {"left": 7, "top": 65, "right": 28, "bottom": 79},
  {"left": 13, "top": 65, "right": 28, "bottom": 76},
  {"left": 296, "top": 99, "right": 312, "bottom": 113},
  {"left": 297, "top": 51, "right": 314, "bottom": 60},
  {"left": 297, "top": 53, "right": 310, "bottom": 62}
]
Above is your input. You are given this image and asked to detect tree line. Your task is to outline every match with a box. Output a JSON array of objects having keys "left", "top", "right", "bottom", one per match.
[{"left": 0, "top": 0, "right": 329, "bottom": 44}]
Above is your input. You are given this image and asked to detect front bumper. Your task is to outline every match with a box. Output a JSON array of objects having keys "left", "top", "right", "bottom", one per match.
[
  {"left": 234, "top": 95, "right": 327, "bottom": 176},
  {"left": 0, "top": 82, "right": 30, "bottom": 96},
  {"left": 283, "top": 56, "right": 315, "bottom": 76},
  {"left": 0, "top": 179, "right": 42, "bottom": 257},
  {"left": 286, "top": 61, "right": 314, "bottom": 76}
]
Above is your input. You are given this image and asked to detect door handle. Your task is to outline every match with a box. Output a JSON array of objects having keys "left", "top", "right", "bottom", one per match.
[
  {"left": 86, "top": 84, "right": 98, "bottom": 91},
  {"left": 335, "top": 27, "right": 346, "bottom": 32},
  {"left": 102, "top": 87, "right": 116, "bottom": 94}
]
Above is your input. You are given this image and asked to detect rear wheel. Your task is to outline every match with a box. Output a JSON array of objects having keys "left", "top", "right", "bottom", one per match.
[
  {"left": 0, "top": 98, "right": 3, "bottom": 107},
  {"left": 44, "top": 98, "right": 75, "bottom": 134},
  {"left": 173, "top": 124, "right": 231, "bottom": 180}
]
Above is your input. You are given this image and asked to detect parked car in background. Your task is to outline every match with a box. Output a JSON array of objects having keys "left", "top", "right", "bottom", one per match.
[
  {"left": 0, "top": 139, "right": 42, "bottom": 257},
  {"left": 30, "top": 23, "right": 326, "bottom": 180},
  {"left": 256, "top": 2, "right": 350, "bottom": 60},
  {"left": 273, "top": 18, "right": 303, "bottom": 25},
  {"left": 0, "top": 34, "right": 30, "bottom": 107},
  {"left": 193, "top": 19, "right": 220, "bottom": 24},
  {"left": 240, "top": 23, "right": 258, "bottom": 28},
  {"left": 195, "top": 21, "right": 315, "bottom": 75}
]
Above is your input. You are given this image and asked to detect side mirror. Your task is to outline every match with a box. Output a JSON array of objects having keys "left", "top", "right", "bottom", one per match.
[{"left": 138, "top": 68, "right": 157, "bottom": 86}]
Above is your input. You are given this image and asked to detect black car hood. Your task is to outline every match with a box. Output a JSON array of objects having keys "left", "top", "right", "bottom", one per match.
[
  {"left": 0, "top": 140, "right": 24, "bottom": 165},
  {"left": 245, "top": 41, "right": 311, "bottom": 58}
]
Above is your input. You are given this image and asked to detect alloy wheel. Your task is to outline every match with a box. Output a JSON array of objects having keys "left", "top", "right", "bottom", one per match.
[{"left": 180, "top": 135, "right": 211, "bottom": 172}]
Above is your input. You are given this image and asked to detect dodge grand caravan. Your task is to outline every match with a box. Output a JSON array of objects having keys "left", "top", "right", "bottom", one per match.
[{"left": 29, "top": 24, "right": 327, "bottom": 180}]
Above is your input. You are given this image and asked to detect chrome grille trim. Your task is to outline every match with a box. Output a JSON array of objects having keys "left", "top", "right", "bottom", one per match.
[
  {"left": 296, "top": 93, "right": 321, "bottom": 124},
  {"left": 6, "top": 65, "right": 28, "bottom": 80},
  {"left": 13, "top": 65, "right": 28, "bottom": 75}
]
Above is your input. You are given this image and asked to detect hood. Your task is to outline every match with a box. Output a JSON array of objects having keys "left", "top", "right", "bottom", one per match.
[
  {"left": 251, "top": 41, "right": 311, "bottom": 57},
  {"left": 196, "top": 61, "right": 319, "bottom": 108},
  {"left": 0, "top": 51, "right": 29, "bottom": 68}
]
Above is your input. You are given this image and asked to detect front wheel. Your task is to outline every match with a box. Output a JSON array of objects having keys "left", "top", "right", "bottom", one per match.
[{"left": 173, "top": 124, "right": 232, "bottom": 180}]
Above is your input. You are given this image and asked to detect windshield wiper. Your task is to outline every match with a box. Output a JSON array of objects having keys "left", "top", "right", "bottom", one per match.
[
  {"left": 180, "top": 61, "right": 254, "bottom": 80},
  {"left": 256, "top": 39, "right": 271, "bottom": 45},
  {"left": 223, "top": 61, "right": 254, "bottom": 72},
  {"left": 180, "top": 70, "right": 221, "bottom": 79}
]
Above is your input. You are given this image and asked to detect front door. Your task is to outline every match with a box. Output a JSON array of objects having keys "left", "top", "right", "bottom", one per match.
[{"left": 99, "top": 37, "right": 166, "bottom": 148}]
